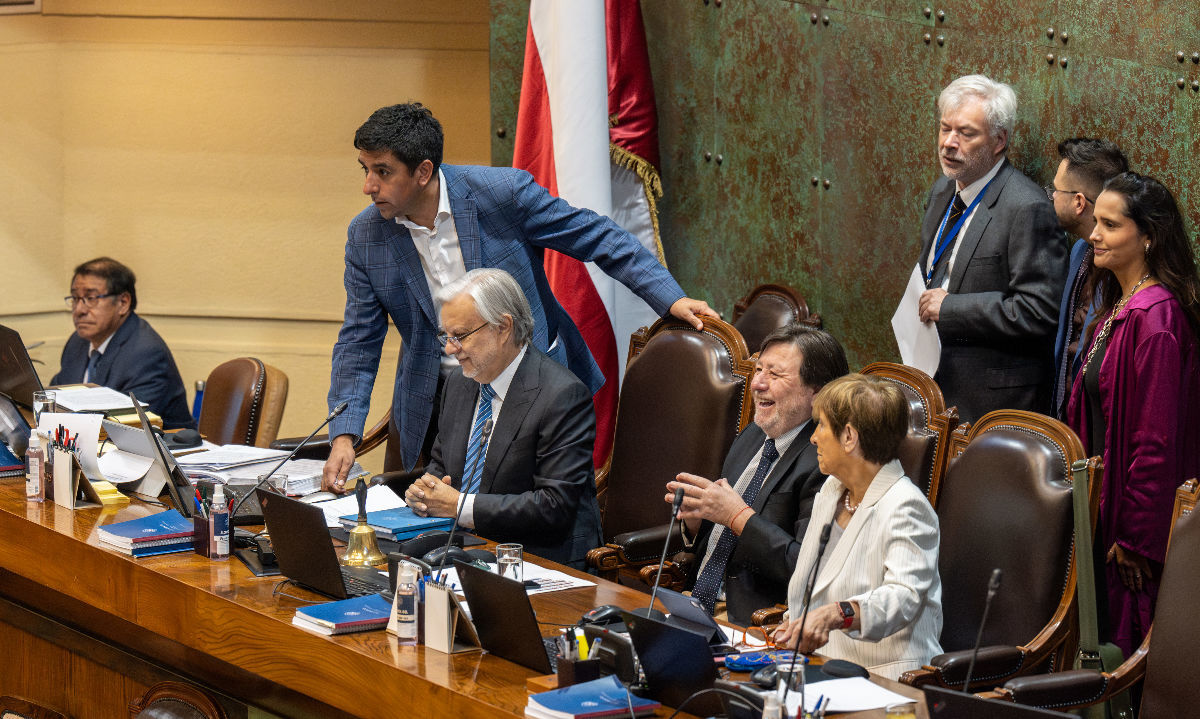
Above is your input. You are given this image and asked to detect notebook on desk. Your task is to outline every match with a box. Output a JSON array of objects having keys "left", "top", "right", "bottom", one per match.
[{"left": 257, "top": 487, "right": 390, "bottom": 600}]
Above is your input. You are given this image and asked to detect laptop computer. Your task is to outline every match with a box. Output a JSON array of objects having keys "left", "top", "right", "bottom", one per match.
[
  {"left": 131, "top": 392, "right": 198, "bottom": 518},
  {"left": 455, "top": 560, "right": 558, "bottom": 674},
  {"left": 257, "top": 487, "right": 390, "bottom": 600},
  {"left": 925, "top": 686, "right": 1074, "bottom": 718},
  {"left": 0, "top": 324, "right": 43, "bottom": 411},
  {"left": 621, "top": 609, "right": 722, "bottom": 716},
  {"left": 655, "top": 587, "right": 733, "bottom": 651}
]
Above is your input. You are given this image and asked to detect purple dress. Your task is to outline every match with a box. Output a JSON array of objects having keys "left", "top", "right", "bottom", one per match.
[{"left": 1066, "top": 284, "right": 1200, "bottom": 656}]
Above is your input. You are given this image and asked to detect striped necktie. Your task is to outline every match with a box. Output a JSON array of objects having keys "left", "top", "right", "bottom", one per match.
[
  {"left": 85, "top": 350, "right": 102, "bottom": 383},
  {"left": 461, "top": 383, "right": 495, "bottom": 495},
  {"left": 930, "top": 192, "right": 968, "bottom": 287}
]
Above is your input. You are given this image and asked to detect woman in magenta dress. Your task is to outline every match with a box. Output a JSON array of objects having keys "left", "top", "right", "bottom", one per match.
[{"left": 1066, "top": 172, "right": 1200, "bottom": 656}]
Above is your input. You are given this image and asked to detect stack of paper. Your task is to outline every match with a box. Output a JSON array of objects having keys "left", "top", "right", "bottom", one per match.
[
  {"left": 97, "top": 509, "right": 195, "bottom": 557},
  {"left": 176, "top": 446, "right": 366, "bottom": 495},
  {"left": 292, "top": 593, "right": 392, "bottom": 635}
]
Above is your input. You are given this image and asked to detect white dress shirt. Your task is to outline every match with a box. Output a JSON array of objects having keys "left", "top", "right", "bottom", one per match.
[
  {"left": 927, "top": 158, "right": 1005, "bottom": 289},
  {"left": 459, "top": 344, "right": 527, "bottom": 528}
]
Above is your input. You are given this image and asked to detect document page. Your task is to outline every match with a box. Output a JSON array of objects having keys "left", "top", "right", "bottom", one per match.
[{"left": 891, "top": 264, "right": 942, "bottom": 376}]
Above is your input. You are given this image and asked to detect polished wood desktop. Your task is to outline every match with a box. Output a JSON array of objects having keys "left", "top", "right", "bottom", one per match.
[{"left": 0, "top": 480, "right": 925, "bottom": 718}]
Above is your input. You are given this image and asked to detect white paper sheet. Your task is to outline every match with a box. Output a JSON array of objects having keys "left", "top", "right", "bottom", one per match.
[
  {"left": 38, "top": 411, "right": 105, "bottom": 481},
  {"left": 786, "top": 676, "right": 913, "bottom": 714},
  {"left": 97, "top": 449, "right": 154, "bottom": 484},
  {"left": 891, "top": 264, "right": 943, "bottom": 376},
  {"left": 51, "top": 386, "right": 141, "bottom": 412},
  {"left": 173, "top": 444, "right": 288, "bottom": 468},
  {"left": 436, "top": 561, "right": 597, "bottom": 596},
  {"left": 315, "top": 485, "right": 406, "bottom": 527}
]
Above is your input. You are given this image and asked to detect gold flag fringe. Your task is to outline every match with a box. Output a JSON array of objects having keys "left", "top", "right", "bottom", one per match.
[{"left": 609, "top": 142, "right": 668, "bottom": 267}]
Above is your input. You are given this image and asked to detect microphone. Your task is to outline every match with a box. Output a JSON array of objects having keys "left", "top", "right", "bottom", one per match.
[
  {"left": 433, "top": 419, "right": 493, "bottom": 583},
  {"left": 635, "top": 487, "right": 686, "bottom": 621},
  {"left": 228, "top": 401, "right": 349, "bottom": 521},
  {"left": 783, "top": 520, "right": 834, "bottom": 708},
  {"left": 962, "top": 568, "right": 1003, "bottom": 692}
]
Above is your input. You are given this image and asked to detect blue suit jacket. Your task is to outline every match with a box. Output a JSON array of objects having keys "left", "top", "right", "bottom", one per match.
[
  {"left": 51, "top": 312, "right": 195, "bottom": 430},
  {"left": 327, "top": 163, "right": 686, "bottom": 469},
  {"left": 1051, "top": 238, "right": 1095, "bottom": 418}
]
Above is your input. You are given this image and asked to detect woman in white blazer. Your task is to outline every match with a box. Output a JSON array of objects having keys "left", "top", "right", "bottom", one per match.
[{"left": 773, "top": 374, "right": 943, "bottom": 679}]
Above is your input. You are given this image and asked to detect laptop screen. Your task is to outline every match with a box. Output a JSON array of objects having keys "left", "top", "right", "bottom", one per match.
[
  {"left": 622, "top": 609, "right": 722, "bottom": 716},
  {"left": 0, "top": 324, "right": 44, "bottom": 410},
  {"left": 455, "top": 560, "right": 553, "bottom": 674},
  {"left": 130, "top": 392, "right": 196, "bottom": 518},
  {"left": 257, "top": 487, "right": 352, "bottom": 599}
]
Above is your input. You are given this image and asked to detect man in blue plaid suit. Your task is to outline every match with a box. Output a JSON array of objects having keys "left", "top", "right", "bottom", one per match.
[{"left": 323, "top": 103, "right": 716, "bottom": 489}]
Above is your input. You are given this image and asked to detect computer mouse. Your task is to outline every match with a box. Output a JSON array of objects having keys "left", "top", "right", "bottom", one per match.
[
  {"left": 580, "top": 604, "right": 625, "bottom": 625},
  {"left": 750, "top": 664, "right": 777, "bottom": 689},
  {"left": 299, "top": 491, "right": 338, "bottom": 504},
  {"left": 422, "top": 545, "right": 473, "bottom": 567}
]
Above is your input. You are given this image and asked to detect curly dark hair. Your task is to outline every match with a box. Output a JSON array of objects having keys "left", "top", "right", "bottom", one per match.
[{"left": 353, "top": 102, "right": 443, "bottom": 173}]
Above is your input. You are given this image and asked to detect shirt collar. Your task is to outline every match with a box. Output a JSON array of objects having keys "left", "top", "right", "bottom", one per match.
[
  {"left": 486, "top": 343, "right": 527, "bottom": 402},
  {"left": 396, "top": 169, "right": 451, "bottom": 231},
  {"left": 767, "top": 418, "right": 809, "bottom": 455},
  {"left": 92, "top": 331, "right": 116, "bottom": 355},
  {"left": 957, "top": 157, "right": 1005, "bottom": 204}
]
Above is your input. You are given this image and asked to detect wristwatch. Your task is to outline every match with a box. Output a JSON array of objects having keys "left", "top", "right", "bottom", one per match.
[{"left": 837, "top": 601, "right": 855, "bottom": 630}]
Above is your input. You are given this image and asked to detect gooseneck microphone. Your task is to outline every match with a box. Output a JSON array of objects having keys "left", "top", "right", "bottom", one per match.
[
  {"left": 228, "top": 401, "right": 349, "bottom": 520},
  {"left": 635, "top": 487, "right": 686, "bottom": 620},
  {"left": 433, "top": 419, "right": 493, "bottom": 583},
  {"left": 962, "top": 567, "right": 1003, "bottom": 692},
  {"left": 783, "top": 520, "right": 834, "bottom": 708}
]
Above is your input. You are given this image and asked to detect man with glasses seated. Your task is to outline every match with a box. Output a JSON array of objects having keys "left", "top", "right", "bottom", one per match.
[
  {"left": 1045, "top": 138, "right": 1129, "bottom": 419},
  {"left": 52, "top": 256, "right": 194, "bottom": 429},
  {"left": 403, "top": 269, "right": 602, "bottom": 568}
]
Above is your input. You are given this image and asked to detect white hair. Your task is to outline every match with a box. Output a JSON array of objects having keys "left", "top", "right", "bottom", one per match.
[
  {"left": 438, "top": 268, "right": 534, "bottom": 346},
  {"left": 938, "top": 74, "right": 1017, "bottom": 140}
]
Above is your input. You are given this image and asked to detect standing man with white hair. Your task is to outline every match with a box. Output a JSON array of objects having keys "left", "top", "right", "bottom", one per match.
[
  {"left": 915, "top": 75, "right": 1066, "bottom": 421},
  {"left": 404, "top": 268, "right": 602, "bottom": 568}
]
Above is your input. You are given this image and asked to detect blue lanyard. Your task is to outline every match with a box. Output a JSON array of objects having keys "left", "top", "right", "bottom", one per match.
[{"left": 926, "top": 176, "right": 996, "bottom": 284}]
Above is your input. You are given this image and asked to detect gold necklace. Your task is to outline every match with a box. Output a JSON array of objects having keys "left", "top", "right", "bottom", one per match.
[{"left": 1084, "top": 273, "right": 1152, "bottom": 369}]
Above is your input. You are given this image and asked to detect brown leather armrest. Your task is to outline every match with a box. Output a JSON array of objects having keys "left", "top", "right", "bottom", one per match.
[
  {"left": 269, "top": 433, "right": 333, "bottom": 460},
  {"left": 611, "top": 523, "right": 683, "bottom": 564},
  {"left": 925, "top": 645, "right": 1029, "bottom": 690},
  {"left": 999, "top": 669, "right": 1110, "bottom": 710}
]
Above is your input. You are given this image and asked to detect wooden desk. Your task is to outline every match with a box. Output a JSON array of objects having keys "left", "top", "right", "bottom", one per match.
[{"left": 0, "top": 480, "right": 925, "bottom": 718}]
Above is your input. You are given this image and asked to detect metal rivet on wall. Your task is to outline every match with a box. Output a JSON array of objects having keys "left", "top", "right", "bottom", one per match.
[
  {"left": 715, "top": 154, "right": 723, "bottom": 165},
  {"left": 936, "top": 9, "right": 945, "bottom": 21},
  {"left": 1193, "top": 52, "right": 1200, "bottom": 64},
  {"left": 1060, "top": 32, "right": 1069, "bottom": 43},
  {"left": 822, "top": 15, "right": 830, "bottom": 25},
  {"left": 1046, "top": 53, "right": 1056, "bottom": 64},
  {"left": 924, "top": 33, "right": 932, "bottom": 44},
  {"left": 1059, "top": 56, "right": 1068, "bottom": 68},
  {"left": 1193, "top": 80, "right": 1200, "bottom": 92},
  {"left": 1046, "top": 27, "right": 1054, "bottom": 39},
  {"left": 714, "top": 0, "right": 722, "bottom": 7},
  {"left": 811, "top": 176, "right": 820, "bottom": 186},
  {"left": 822, "top": 179, "right": 831, "bottom": 189},
  {"left": 704, "top": 151, "right": 712, "bottom": 162},
  {"left": 811, "top": 13, "right": 818, "bottom": 24},
  {"left": 936, "top": 34, "right": 944, "bottom": 46},
  {"left": 1178, "top": 51, "right": 1187, "bottom": 63},
  {"left": 495, "top": 127, "right": 507, "bottom": 139},
  {"left": 923, "top": 7, "right": 932, "bottom": 18},
  {"left": 1177, "top": 77, "right": 1187, "bottom": 89}
]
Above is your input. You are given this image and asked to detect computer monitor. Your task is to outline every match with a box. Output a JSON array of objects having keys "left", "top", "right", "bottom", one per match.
[
  {"left": 0, "top": 324, "right": 44, "bottom": 410},
  {"left": 130, "top": 392, "right": 196, "bottom": 518}
]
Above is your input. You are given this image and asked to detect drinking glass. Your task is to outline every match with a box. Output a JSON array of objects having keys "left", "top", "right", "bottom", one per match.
[
  {"left": 885, "top": 702, "right": 918, "bottom": 719},
  {"left": 495, "top": 543, "right": 523, "bottom": 582},
  {"left": 33, "top": 390, "right": 57, "bottom": 425}
]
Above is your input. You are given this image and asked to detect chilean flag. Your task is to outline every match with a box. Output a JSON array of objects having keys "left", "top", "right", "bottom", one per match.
[{"left": 513, "top": 0, "right": 666, "bottom": 468}]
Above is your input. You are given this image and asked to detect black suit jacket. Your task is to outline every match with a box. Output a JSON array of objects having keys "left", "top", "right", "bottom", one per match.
[
  {"left": 688, "top": 421, "right": 824, "bottom": 626},
  {"left": 918, "top": 159, "right": 1067, "bottom": 422},
  {"left": 428, "top": 346, "right": 602, "bottom": 568},
  {"left": 51, "top": 313, "right": 195, "bottom": 430}
]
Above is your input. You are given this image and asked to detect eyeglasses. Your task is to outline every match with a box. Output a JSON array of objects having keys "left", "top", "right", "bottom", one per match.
[
  {"left": 64, "top": 293, "right": 116, "bottom": 309},
  {"left": 1044, "top": 184, "right": 1094, "bottom": 204},
  {"left": 435, "top": 322, "right": 489, "bottom": 349}
]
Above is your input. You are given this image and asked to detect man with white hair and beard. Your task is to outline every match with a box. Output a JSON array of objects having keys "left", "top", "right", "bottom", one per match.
[{"left": 915, "top": 74, "right": 1066, "bottom": 422}]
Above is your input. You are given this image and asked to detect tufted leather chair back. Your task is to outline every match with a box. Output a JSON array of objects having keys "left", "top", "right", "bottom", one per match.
[
  {"left": 732, "top": 283, "right": 821, "bottom": 352},
  {"left": 861, "top": 362, "right": 958, "bottom": 503},
  {"left": 936, "top": 411, "right": 1084, "bottom": 655},
  {"left": 129, "top": 682, "right": 226, "bottom": 719},
  {"left": 198, "top": 358, "right": 288, "bottom": 447},
  {"left": 599, "top": 317, "right": 755, "bottom": 541},
  {"left": 1140, "top": 481, "right": 1200, "bottom": 717}
]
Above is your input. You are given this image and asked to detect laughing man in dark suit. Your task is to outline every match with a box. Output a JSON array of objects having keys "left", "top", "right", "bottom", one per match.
[
  {"left": 404, "top": 268, "right": 602, "bottom": 568},
  {"left": 664, "top": 324, "right": 849, "bottom": 625},
  {"left": 916, "top": 75, "right": 1066, "bottom": 422}
]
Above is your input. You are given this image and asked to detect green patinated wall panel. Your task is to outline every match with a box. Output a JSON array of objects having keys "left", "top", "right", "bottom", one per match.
[{"left": 491, "top": 0, "right": 1200, "bottom": 369}]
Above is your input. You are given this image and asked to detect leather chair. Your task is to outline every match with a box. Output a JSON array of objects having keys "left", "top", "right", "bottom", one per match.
[
  {"left": 128, "top": 682, "right": 227, "bottom": 719},
  {"left": 861, "top": 362, "right": 959, "bottom": 503},
  {"left": 0, "top": 696, "right": 67, "bottom": 719},
  {"left": 196, "top": 358, "right": 288, "bottom": 447},
  {"left": 586, "top": 316, "right": 756, "bottom": 585},
  {"left": 731, "top": 283, "right": 821, "bottom": 352},
  {"left": 994, "top": 479, "right": 1200, "bottom": 717},
  {"left": 900, "top": 410, "right": 1102, "bottom": 692}
]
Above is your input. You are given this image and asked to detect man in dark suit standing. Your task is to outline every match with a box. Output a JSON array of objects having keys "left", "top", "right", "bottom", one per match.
[
  {"left": 664, "top": 324, "right": 848, "bottom": 625},
  {"left": 404, "top": 268, "right": 602, "bottom": 568},
  {"left": 915, "top": 75, "right": 1067, "bottom": 422},
  {"left": 52, "top": 257, "right": 194, "bottom": 430},
  {"left": 1047, "top": 138, "right": 1128, "bottom": 419}
]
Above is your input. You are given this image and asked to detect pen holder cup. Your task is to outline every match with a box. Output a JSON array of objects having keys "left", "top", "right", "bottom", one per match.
[
  {"left": 556, "top": 657, "right": 601, "bottom": 687},
  {"left": 193, "top": 515, "right": 212, "bottom": 558}
]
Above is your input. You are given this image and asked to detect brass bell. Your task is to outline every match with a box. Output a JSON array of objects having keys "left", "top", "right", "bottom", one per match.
[{"left": 341, "top": 518, "right": 386, "bottom": 566}]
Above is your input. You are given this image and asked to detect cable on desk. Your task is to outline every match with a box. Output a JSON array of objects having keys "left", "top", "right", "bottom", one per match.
[{"left": 271, "top": 579, "right": 323, "bottom": 604}]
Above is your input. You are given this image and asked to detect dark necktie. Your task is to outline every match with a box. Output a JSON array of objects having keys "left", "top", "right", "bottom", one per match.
[
  {"left": 85, "top": 350, "right": 102, "bottom": 383},
  {"left": 691, "top": 439, "right": 780, "bottom": 615},
  {"left": 461, "top": 383, "right": 495, "bottom": 495},
  {"left": 1054, "top": 247, "right": 1093, "bottom": 417},
  {"left": 930, "top": 193, "right": 968, "bottom": 287}
]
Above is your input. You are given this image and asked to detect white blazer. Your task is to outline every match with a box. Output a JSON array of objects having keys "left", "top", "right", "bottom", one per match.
[{"left": 785, "top": 460, "right": 943, "bottom": 679}]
